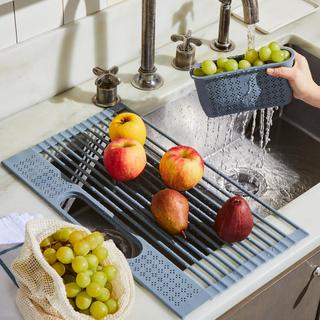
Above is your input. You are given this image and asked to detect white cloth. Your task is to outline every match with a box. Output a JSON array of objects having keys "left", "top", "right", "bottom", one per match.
[
  {"left": 0, "top": 212, "right": 41, "bottom": 318},
  {"left": 0, "top": 212, "right": 42, "bottom": 245}
]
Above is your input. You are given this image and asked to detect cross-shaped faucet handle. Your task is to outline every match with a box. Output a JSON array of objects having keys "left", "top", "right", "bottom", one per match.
[
  {"left": 92, "top": 66, "right": 121, "bottom": 107},
  {"left": 93, "top": 66, "right": 120, "bottom": 87},
  {"left": 171, "top": 30, "right": 202, "bottom": 51}
]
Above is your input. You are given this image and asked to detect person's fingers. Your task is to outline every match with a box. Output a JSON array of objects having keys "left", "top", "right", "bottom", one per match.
[
  {"left": 293, "top": 51, "right": 306, "bottom": 66},
  {"left": 266, "top": 67, "right": 294, "bottom": 80}
]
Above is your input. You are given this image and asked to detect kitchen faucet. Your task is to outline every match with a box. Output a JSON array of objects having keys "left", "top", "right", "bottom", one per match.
[
  {"left": 211, "top": 0, "right": 259, "bottom": 52},
  {"left": 131, "top": 0, "right": 163, "bottom": 91},
  {"left": 130, "top": 0, "right": 258, "bottom": 90}
]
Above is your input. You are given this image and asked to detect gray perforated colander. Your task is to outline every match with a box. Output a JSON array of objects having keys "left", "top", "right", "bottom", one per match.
[{"left": 191, "top": 47, "right": 295, "bottom": 117}]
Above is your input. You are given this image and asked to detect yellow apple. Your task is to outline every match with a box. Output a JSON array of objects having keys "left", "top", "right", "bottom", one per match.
[{"left": 109, "top": 112, "right": 146, "bottom": 145}]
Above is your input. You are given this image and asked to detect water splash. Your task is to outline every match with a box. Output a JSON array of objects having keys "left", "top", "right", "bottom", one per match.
[
  {"left": 256, "top": 109, "right": 265, "bottom": 167},
  {"left": 219, "top": 115, "right": 234, "bottom": 169},
  {"left": 241, "top": 111, "right": 250, "bottom": 139},
  {"left": 204, "top": 107, "right": 276, "bottom": 178},
  {"left": 259, "top": 109, "right": 265, "bottom": 149},
  {"left": 215, "top": 118, "right": 222, "bottom": 145},
  {"left": 227, "top": 114, "right": 237, "bottom": 151},
  {"left": 206, "top": 134, "right": 319, "bottom": 212},
  {"left": 203, "top": 105, "right": 318, "bottom": 213},
  {"left": 247, "top": 24, "right": 256, "bottom": 49},
  {"left": 234, "top": 111, "right": 250, "bottom": 167},
  {"left": 250, "top": 110, "right": 257, "bottom": 143},
  {"left": 256, "top": 108, "right": 277, "bottom": 168},
  {"left": 205, "top": 116, "right": 212, "bottom": 149},
  {"left": 264, "top": 107, "right": 275, "bottom": 149}
]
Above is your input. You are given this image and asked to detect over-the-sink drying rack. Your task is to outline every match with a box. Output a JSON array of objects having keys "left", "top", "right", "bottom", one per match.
[{"left": 2, "top": 103, "right": 308, "bottom": 318}]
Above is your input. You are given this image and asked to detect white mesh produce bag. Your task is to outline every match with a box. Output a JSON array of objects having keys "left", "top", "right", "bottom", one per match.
[{"left": 12, "top": 219, "right": 135, "bottom": 320}]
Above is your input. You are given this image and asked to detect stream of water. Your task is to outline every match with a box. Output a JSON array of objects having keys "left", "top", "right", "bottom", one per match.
[{"left": 247, "top": 24, "right": 256, "bottom": 49}]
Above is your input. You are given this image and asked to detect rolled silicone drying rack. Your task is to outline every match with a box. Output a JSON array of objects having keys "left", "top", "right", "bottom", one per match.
[{"left": 2, "top": 103, "right": 307, "bottom": 318}]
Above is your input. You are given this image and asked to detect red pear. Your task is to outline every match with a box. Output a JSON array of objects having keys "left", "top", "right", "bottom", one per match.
[
  {"left": 214, "top": 195, "right": 253, "bottom": 243},
  {"left": 151, "top": 189, "right": 189, "bottom": 237}
]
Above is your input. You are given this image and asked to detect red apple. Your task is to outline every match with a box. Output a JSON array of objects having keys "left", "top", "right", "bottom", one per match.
[
  {"left": 151, "top": 189, "right": 189, "bottom": 237},
  {"left": 103, "top": 138, "right": 146, "bottom": 181},
  {"left": 159, "top": 146, "right": 204, "bottom": 191}
]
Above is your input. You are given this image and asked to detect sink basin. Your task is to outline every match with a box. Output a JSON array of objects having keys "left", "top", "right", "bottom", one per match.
[{"left": 145, "top": 36, "right": 320, "bottom": 211}]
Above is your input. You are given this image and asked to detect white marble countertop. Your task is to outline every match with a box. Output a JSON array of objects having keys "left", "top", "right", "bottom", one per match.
[{"left": 1, "top": 6, "right": 320, "bottom": 320}]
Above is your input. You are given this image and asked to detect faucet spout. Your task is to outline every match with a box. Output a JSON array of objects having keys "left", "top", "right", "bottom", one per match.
[
  {"left": 242, "top": 0, "right": 259, "bottom": 25},
  {"left": 131, "top": 0, "right": 163, "bottom": 91},
  {"left": 211, "top": 0, "right": 259, "bottom": 52}
]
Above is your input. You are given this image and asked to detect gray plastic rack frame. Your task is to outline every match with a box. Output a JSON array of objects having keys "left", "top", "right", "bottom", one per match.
[{"left": 2, "top": 103, "right": 307, "bottom": 318}]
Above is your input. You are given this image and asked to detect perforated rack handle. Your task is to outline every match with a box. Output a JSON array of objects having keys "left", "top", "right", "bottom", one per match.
[{"left": 2, "top": 149, "right": 84, "bottom": 223}]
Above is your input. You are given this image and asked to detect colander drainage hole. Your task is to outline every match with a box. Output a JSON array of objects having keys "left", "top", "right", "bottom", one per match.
[{"left": 224, "top": 167, "right": 267, "bottom": 197}]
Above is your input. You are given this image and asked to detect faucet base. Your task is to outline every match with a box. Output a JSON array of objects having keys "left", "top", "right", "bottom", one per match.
[
  {"left": 92, "top": 95, "right": 121, "bottom": 108},
  {"left": 172, "top": 58, "right": 196, "bottom": 71},
  {"left": 210, "top": 39, "right": 235, "bottom": 52},
  {"left": 131, "top": 71, "right": 164, "bottom": 91}
]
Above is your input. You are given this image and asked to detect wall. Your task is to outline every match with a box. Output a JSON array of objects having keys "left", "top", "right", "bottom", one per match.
[
  {"left": 0, "top": 0, "right": 109, "bottom": 49},
  {"left": 0, "top": 0, "right": 222, "bottom": 120}
]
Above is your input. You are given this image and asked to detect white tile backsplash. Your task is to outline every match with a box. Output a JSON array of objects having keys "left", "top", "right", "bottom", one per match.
[
  {"left": 156, "top": 0, "right": 219, "bottom": 48},
  {"left": 0, "top": 2, "right": 16, "bottom": 50},
  {"left": 103, "top": 0, "right": 140, "bottom": 67},
  {"left": 14, "top": 0, "right": 63, "bottom": 42},
  {"left": 0, "top": 0, "right": 222, "bottom": 120},
  {"left": 63, "top": 0, "right": 107, "bottom": 24}
]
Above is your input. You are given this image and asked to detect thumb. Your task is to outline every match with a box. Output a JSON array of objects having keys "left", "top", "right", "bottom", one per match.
[{"left": 267, "top": 67, "right": 294, "bottom": 80}]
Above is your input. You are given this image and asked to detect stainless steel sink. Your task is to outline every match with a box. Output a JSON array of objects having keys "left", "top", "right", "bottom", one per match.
[{"left": 145, "top": 37, "right": 320, "bottom": 211}]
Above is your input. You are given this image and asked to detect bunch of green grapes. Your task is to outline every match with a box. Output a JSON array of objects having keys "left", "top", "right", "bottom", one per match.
[
  {"left": 41, "top": 228, "right": 119, "bottom": 319},
  {"left": 256, "top": 41, "right": 290, "bottom": 64},
  {"left": 193, "top": 41, "right": 291, "bottom": 77}
]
